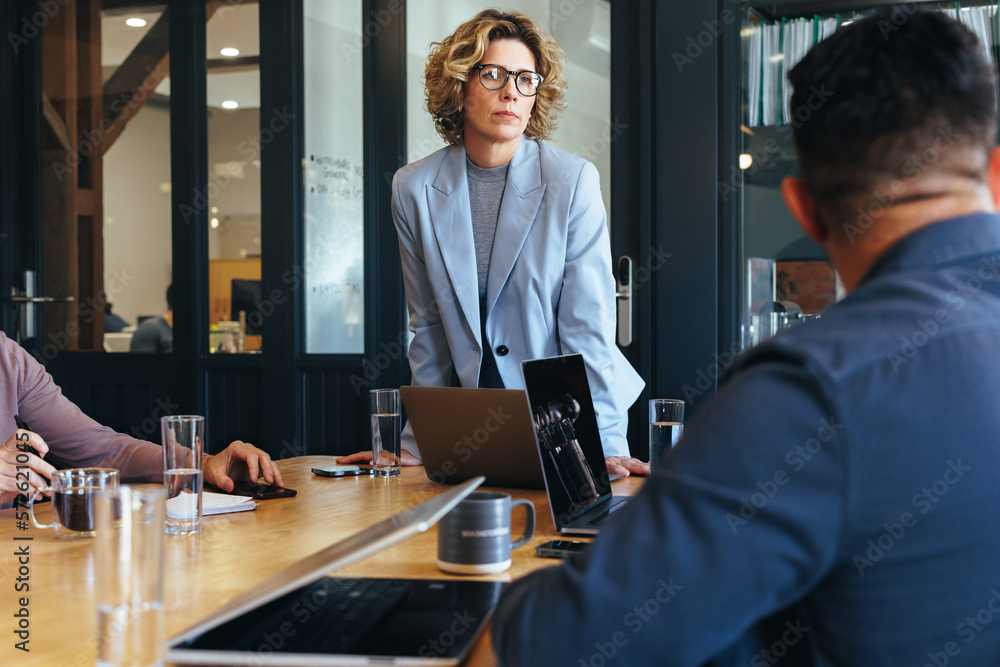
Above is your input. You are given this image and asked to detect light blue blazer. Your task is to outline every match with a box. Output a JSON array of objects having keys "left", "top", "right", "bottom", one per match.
[{"left": 392, "top": 138, "right": 644, "bottom": 457}]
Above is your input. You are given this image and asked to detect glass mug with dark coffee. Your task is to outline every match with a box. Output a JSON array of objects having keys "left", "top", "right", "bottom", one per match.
[{"left": 27, "top": 468, "right": 120, "bottom": 539}]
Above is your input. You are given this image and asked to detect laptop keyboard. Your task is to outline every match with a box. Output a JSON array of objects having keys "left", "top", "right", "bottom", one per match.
[
  {"left": 585, "top": 498, "right": 628, "bottom": 527},
  {"left": 192, "top": 577, "right": 414, "bottom": 654}
]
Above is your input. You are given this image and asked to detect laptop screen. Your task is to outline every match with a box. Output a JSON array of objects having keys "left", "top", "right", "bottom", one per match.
[{"left": 520, "top": 354, "right": 613, "bottom": 521}]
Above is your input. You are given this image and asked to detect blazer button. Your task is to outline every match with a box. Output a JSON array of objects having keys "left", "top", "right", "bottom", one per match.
[{"left": 496, "top": 345, "right": 509, "bottom": 356}]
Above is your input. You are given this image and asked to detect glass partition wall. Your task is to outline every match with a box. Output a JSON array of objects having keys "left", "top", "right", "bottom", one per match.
[
  {"left": 31, "top": 4, "right": 172, "bottom": 356},
  {"left": 205, "top": 1, "right": 261, "bottom": 353},
  {"left": 738, "top": 2, "right": 1000, "bottom": 348}
]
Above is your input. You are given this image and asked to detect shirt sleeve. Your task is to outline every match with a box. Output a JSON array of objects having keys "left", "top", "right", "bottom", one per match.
[
  {"left": 392, "top": 171, "right": 456, "bottom": 392},
  {"left": 491, "top": 357, "right": 847, "bottom": 666},
  {"left": 10, "top": 336, "right": 162, "bottom": 483},
  {"left": 555, "top": 161, "right": 635, "bottom": 458}
]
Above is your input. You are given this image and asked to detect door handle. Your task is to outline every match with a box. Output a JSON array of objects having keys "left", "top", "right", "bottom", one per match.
[
  {"left": 615, "top": 255, "right": 633, "bottom": 347},
  {"left": 12, "top": 270, "right": 74, "bottom": 344},
  {"left": 11, "top": 296, "right": 75, "bottom": 303}
]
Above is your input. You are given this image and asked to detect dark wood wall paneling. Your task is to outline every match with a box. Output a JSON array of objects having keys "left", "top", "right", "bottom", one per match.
[
  {"left": 204, "top": 365, "right": 264, "bottom": 454},
  {"left": 49, "top": 354, "right": 173, "bottom": 440},
  {"left": 301, "top": 370, "right": 368, "bottom": 457}
]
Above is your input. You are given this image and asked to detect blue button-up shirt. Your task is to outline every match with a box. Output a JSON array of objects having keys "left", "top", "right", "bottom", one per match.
[{"left": 492, "top": 213, "right": 1000, "bottom": 666}]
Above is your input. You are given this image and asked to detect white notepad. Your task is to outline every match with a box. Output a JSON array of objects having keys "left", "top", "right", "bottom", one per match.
[{"left": 201, "top": 491, "right": 256, "bottom": 515}]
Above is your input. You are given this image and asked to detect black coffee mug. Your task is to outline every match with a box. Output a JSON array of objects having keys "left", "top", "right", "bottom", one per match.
[{"left": 437, "top": 492, "right": 536, "bottom": 574}]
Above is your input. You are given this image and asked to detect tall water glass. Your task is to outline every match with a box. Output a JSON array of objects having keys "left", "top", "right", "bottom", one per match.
[
  {"left": 649, "top": 399, "right": 685, "bottom": 471},
  {"left": 370, "top": 389, "right": 402, "bottom": 477},
  {"left": 95, "top": 484, "right": 166, "bottom": 667},
  {"left": 161, "top": 415, "right": 204, "bottom": 534}
]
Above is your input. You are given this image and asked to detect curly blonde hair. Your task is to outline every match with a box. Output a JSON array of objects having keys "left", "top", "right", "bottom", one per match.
[{"left": 424, "top": 9, "right": 567, "bottom": 146}]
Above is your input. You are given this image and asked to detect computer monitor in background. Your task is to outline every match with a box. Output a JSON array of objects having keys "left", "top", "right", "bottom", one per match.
[{"left": 230, "top": 279, "right": 262, "bottom": 335}]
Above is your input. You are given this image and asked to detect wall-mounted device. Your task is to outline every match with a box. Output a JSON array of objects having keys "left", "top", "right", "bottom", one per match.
[{"left": 616, "top": 255, "right": 633, "bottom": 347}]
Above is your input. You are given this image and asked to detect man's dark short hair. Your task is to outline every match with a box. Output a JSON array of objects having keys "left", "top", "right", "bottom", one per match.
[{"left": 787, "top": 5, "right": 998, "bottom": 212}]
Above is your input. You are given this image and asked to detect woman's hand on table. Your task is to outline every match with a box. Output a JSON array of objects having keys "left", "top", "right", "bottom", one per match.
[
  {"left": 605, "top": 456, "right": 649, "bottom": 477},
  {"left": 335, "top": 450, "right": 422, "bottom": 466}
]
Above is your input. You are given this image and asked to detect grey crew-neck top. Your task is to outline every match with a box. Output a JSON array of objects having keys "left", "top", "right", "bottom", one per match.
[
  {"left": 466, "top": 158, "right": 509, "bottom": 389},
  {"left": 466, "top": 159, "right": 509, "bottom": 297}
]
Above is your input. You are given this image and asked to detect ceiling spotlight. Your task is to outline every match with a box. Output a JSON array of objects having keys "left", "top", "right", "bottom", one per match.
[
  {"left": 220, "top": 47, "right": 240, "bottom": 57},
  {"left": 739, "top": 153, "right": 753, "bottom": 170},
  {"left": 210, "top": 217, "right": 220, "bottom": 229},
  {"left": 125, "top": 17, "right": 147, "bottom": 27},
  {"left": 221, "top": 100, "right": 239, "bottom": 109}
]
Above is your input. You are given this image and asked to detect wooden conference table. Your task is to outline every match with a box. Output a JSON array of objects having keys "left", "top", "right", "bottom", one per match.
[{"left": 0, "top": 456, "right": 643, "bottom": 666}]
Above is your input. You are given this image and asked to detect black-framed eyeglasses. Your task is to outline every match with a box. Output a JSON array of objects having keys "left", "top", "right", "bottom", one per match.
[{"left": 475, "top": 64, "right": 544, "bottom": 97}]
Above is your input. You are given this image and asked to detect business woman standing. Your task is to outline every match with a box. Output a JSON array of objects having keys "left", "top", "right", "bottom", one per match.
[{"left": 343, "top": 9, "right": 645, "bottom": 475}]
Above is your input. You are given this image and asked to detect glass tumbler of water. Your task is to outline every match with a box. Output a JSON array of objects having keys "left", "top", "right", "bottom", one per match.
[
  {"left": 649, "top": 399, "right": 685, "bottom": 472},
  {"left": 370, "top": 389, "right": 402, "bottom": 478},
  {"left": 95, "top": 484, "right": 166, "bottom": 667},
  {"left": 160, "top": 415, "right": 205, "bottom": 535}
]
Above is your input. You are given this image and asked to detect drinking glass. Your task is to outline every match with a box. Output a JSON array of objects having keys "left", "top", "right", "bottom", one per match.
[
  {"left": 95, "top": 484, "right": 166, "bottom": 667},
  {"left": 161, "top": 415, "right": 204, "bottom": 535},
  {"left": 370, "top": 389, "right": 402, "bottom": 477},
  {"left": 649, "top": 399, "right": 685, "bottom": 471}
]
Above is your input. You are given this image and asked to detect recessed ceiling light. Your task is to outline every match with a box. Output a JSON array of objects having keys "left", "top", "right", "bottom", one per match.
[
  {"left": 210, "top": 217, "right": 220, "bottom": 229},
  {"left": 221, "top": 100, "right": 239, "bottom": 109},
  {"left": 220, "top": 47, "right": 240, "bottom": 57},
  {"left": 125, "top": 17, "right": 147, "bottom": 27}
]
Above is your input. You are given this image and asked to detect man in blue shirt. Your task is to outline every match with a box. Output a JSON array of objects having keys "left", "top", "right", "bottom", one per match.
[{"left": 489, "top": 7, "right": 1000, "bottom": 665}]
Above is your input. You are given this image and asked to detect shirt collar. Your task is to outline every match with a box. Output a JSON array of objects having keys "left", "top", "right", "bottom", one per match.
[{"left": 861, "top": 212, "right": 1000, "bottom": 285}]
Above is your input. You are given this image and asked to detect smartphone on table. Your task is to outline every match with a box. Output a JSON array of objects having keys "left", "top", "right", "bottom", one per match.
[
  {"left": 535, "top": 539, "right": 592, "bottom": 559},
  {"left": 228, "top": 481, "right": 297, "bottom": 499},
  {"left": 311, "top": 464, "right": 375, "bottom": 478}
]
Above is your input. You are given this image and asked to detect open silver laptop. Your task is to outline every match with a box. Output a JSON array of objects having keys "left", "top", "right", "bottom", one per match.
[
  {"left": 401, "top": 386, "right": 546, "bottom": 489},
  {"left": 521, "top": 354, "right": 630, "bottom": 536},
  {"left": 167, "top": 476, "right": 501, "bottom": 666}
]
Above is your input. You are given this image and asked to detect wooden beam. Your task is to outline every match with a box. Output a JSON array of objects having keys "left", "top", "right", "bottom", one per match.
[
  {"left": 100, "top": 10, "right": 170, "bottom": 154},
  {"left": 100, "top": 0, "right": 227, "bottom": 155},
  {"left": 207, "top": 55, "right": 260, "bottom": 73},
  {"left": 41, "top": 92, "right": 73, "bottom": 153},
  {"left": 42, "top": 0, "right": 80, "bottom": 351},
  {"left": 102, "top": 0, "right": 255, "bottom": 12}
]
